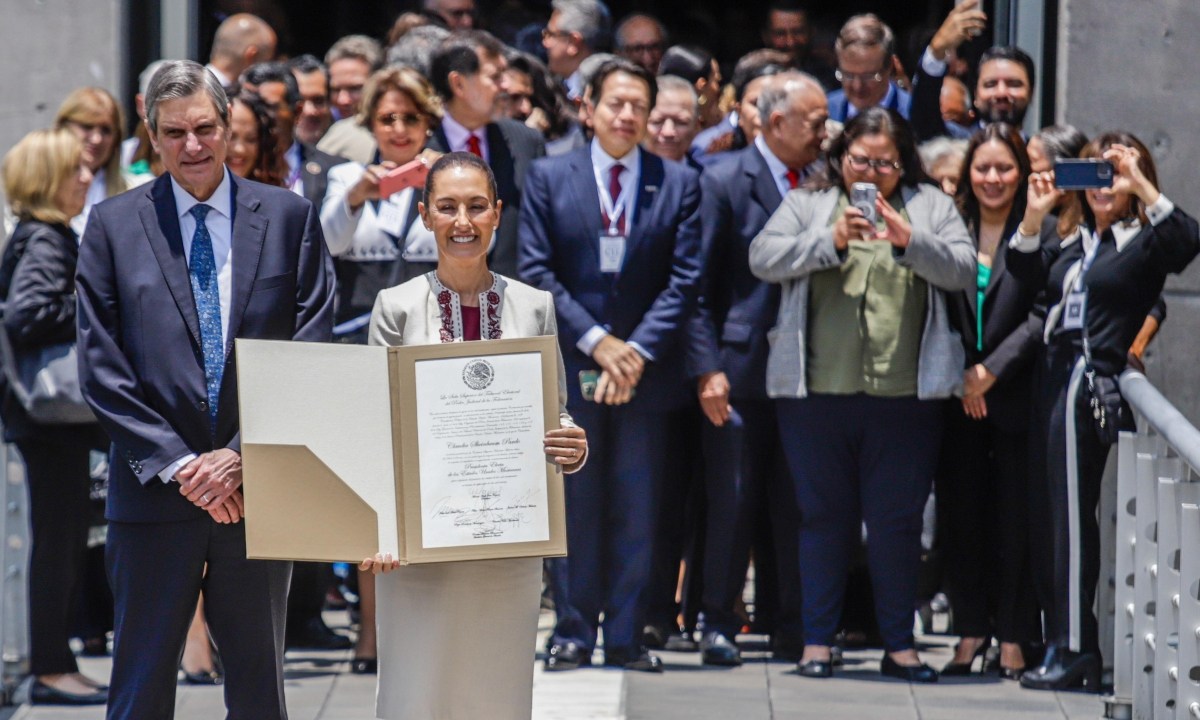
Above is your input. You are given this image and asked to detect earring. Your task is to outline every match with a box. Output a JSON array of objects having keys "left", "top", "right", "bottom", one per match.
[
  {"left": 426, "top": 129, "right": 433, "bottom": 137},
  {"left": 698, "top": 95, "right": 708, "bottom": 106}
]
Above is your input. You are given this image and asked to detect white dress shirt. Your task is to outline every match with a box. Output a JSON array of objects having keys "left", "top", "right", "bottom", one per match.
[
  {"left": 159, "top": 168, "right": 236, "bottom": 483},
  {"left": 205, "top": 63, "right": 232, "bottom": 88},
  {"left": 578, "top": 140, "right": 653, "bottom": 360},
  {"left": 755, "top": 135, "right": 800, "bottom": 200},
  {"left": 441, "top": 112, "right": 490, "bottom": 162},
  {"left": 71, "top": 169, "right": 110, "bottom": 236}
]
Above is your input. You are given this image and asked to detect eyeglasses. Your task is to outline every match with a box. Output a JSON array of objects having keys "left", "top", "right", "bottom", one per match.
[
  {"left": 834, "top": 69, "right": 887, "bottom": 84},
  {"left": 846, "top": 154, "right": 902, "bottom": 175},
  {"left": 622, "top": 42, "right": 664, "bottom": 56},
  {"left": 541, "top": 27, "right": 573, "bottom": 41},
  {"left": 375, "top": 113, "right": 425, "bottom": 129}
]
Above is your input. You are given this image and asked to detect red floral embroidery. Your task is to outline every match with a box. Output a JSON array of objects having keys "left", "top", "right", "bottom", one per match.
[
  {"left": 484, "top": 291, "right": 502, "bottom": 340},
  {"left": 430, "top": 272, "right": 504, "bottom": 343},
  {"left": 437, "top": 289, "right": 455, "bottom": 343}
]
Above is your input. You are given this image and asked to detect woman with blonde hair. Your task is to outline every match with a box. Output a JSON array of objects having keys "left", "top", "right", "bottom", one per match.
[
  {"left": 1, "top": 128, "right": 109, "bottom": 705},
  {"left": 54, "top": 87, "right": 128, "bottom": 232}
]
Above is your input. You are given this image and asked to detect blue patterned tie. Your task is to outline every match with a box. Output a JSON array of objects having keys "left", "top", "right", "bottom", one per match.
[{"left": 188, "top": 204, "right": 223, "bottom": 431}]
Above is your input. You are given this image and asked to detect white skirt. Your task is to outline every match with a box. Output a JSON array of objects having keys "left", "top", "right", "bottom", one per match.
[{"left": 375, "top": 557, "right": 542, "bottom": 720}]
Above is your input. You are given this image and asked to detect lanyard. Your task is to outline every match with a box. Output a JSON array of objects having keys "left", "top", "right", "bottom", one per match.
[{"left": 594, "top": 162, "right": 632, "bottom": 234}]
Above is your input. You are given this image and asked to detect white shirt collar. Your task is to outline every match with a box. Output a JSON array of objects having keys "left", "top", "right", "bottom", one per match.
[
  {"left": 205, "top": 63, "right": 232, "bottom": 88},
  {"left": 440, "top": 113, "right": 482, "bottom": 154},
  {"left": 565, "top": 70, "right": 584, "bottom": 100},
  {"left": 754, "top": 136, "right": 791, "bottom": 190},
  {"left": 590, "top": 138, "right": 640, "bottom": 176},
  {"left": 171, "top": 167, "right": 233, "bottom": 223}
]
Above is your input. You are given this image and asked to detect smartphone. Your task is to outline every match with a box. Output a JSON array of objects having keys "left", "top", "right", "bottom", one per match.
[
  {"left": 851, "top": 182, "right": 878, "bottom": 224},
  {"left": 378, "top": 158, "right": 431, "bottom": 197},
  {"left": 579, "top": 370, "right": 599, "bottom": 402},
  {"left": 1054, "top": 159, "right": 1114, "bottom": 190}
]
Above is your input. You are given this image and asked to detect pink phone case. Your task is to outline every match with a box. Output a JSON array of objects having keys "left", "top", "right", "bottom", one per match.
[{"left": 378, "top": 159, "right": 430, "bottom": 197}]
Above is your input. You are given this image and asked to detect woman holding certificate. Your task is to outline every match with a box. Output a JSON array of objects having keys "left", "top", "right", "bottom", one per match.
[{"left": 362, "top": 152, "right": 588, "bottom": 719}]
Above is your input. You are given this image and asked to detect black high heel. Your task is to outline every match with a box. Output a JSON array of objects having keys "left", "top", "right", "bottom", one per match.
[
  {"left": 1018, "top": 646, "right": 1100, "bottom": 692},
  {"left": 940, "top": 637, "right": 989, "bottom": 676}
]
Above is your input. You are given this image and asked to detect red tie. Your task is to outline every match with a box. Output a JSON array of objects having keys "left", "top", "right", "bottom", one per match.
[
  {"left": 605, "top": 164, "right": 626, "bottom": 234},
  {"left": 786, "top": 168, "right": 801, "bottom": 190},
  {"left": 466, "top": 134, "right": 483, "bottom": 158}
]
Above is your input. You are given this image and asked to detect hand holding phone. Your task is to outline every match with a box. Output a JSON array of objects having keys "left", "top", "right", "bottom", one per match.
[
  {"left": 851, "top": 182, "right": 878, "bottom": 224},
  {"left": 378, "top": 157, "right": 432, "bottom": 197}
]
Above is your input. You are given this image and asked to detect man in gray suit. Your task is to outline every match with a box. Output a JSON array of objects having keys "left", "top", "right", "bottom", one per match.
[{"left": 425, "top": 30, "right": 546, "bottom": 278}]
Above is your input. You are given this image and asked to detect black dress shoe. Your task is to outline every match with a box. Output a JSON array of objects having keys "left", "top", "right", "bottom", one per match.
[
  {"left": 880, "top": 654, "right": 938, "bottom": 683},
  {"left": 796, "top": 659, "right": 833, "bottom": 678},
  {"left": 700, "top": 632, "right": 742, "bottom": 667},
  {"left": 286, "top": 617, "right": 354, "bottom": 650},
  {"left": 544, "top": 642, "right": 591, "bottom": 671},
  {"left": 940, "top": 637, "right": 989, "bottom": 676},
  {"left": 350, "top": 657, "right": 377, "bottom": 674},
  {"left": 604, "top": 647, "right": 664, "bottom": 673},
  {"left": 30, "top": 680, "right": 108, "bottom": 706},
  {"left": 1019, "top": 647, "right": 1099, "bottom": 692}
]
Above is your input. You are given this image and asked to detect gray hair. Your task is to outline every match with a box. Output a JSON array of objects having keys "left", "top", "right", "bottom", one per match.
[
  {"left": 756, "top": 71, "right": 823, "bottom": 122},
  {"left": 918, "top": 136, "right": 968, "bottom": 173},
  {"left": 551, "top": 0, "right": 612, "bottom": 51},
  {"left": 325, "top": 34, "right": 384, "bottom": 72},
  {"left": 615, "top": 14, "right": 667, "bottom": 49},
  {"left": 145, "top": 60, "right": 229, "bottom": 135},
  {"left": 655, "top": 75, "right": 698, "bottom": 111},
  {"left": 387, "top": 25, "right": 451, "bottom": 77},
  {"left": 835, "top": 14, "right": 895, "bottom": 61},
  {"left": 578, "top": 52, "right": 617, "bottom": 87}
]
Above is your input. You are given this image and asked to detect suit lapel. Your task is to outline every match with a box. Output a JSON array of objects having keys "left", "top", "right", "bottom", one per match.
[
  {"left": 427, "top": 127, "right": 450, "bottom": 154},
  {"left": 626, "top": 149, "right": 664, "bottom": 257},
  {"left": 566, "top": 148, "right": 602, "bottom": 252},
  {"left": 486, "top": 123, "right": 517, "bottom": 202},
  {"left": 747, "top": 146, "right": 783, "bottom": 215},
  {"left": 225, "top": 177, "right": 268, "bottom": 355},
  {"left": 142, "top": 176, "right": 202, "bottom": 349}
]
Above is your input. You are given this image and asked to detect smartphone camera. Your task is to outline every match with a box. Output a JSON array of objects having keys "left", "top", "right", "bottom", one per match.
[
  {"left": 851, "top": 182, "right": 878, "bottom": 224},
  {"left": 1054, "top": 159, "right": 1114, "bottom": 190}
]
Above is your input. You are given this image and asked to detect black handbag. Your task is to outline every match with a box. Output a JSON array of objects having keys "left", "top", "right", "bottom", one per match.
[
  {"left": 0, "top": 303, "right": 95, "bottom": 425},
  {"left": 1080, "top": 302, "right": 1124, "bottom": 446}
]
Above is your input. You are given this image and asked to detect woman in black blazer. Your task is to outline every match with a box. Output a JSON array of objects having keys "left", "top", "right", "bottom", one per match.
[
  {"left": 0, "top": 128, "right": 109, "bottom": 704},
  {"left": 937, "top": 124, "right": 1043, "bottom": 678}
]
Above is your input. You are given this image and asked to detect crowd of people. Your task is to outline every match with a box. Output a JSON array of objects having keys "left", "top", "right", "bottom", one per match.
[{"left": 1, "top": 0, "right": 1198, "bottom": 715}]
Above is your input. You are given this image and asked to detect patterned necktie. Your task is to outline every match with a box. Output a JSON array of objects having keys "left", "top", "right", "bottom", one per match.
[
  {"left": 606, "top": 164, "right": 626, "bottom": 234},
  {"left": 466, "top": 134, "right": 483, "bottom": 158},
  {"left": 188, "top": 204, "right": 223, "bottom": 431},
  {"left": 786, "top": 168, "right": 801, "bottom": 190}
]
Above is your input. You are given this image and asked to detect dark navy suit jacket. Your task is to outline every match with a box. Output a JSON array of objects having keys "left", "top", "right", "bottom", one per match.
[
  {"left": 826, "top": 82, "right": 912, "bottom": 123},
  {"left": 76, "top": 173, "right": 335, "bottom": 523},
  {"left": 686, "top": 144, "right": 784, "bottom": 401},
  {"left": 518, "top": 146, "right": 702, "bottom": 411}
]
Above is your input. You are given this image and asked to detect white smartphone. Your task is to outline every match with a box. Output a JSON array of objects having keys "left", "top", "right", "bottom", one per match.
[{"left": 851, "top": 182, "right": 878, "bottom": 224}]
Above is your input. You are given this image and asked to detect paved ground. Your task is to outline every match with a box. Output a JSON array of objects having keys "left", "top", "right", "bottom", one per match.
[{"left": 4, "top": 610, "right": 1107, "bottom": 719}]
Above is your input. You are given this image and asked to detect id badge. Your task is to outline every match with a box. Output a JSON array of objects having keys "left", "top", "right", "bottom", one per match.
[
  {"left": 1062, "top": 291, "right": 1087, "bottom": 331},
  {"left": 600, "top": 233, "right": 626, "bottom": 273},
  {"left": 376, "top": 199, "right": 406, "bottom": 233}
]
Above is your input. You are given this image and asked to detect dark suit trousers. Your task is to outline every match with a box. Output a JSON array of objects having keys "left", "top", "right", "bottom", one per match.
[
  {"left": 548, "top": 403, "right": 667, "bottom": 654},
  {"left": 936, "top": 403, "right": 1041, "bottom": 643},
  {"left": 777, "top": 394, "right": 943, "bottom": 652},
  {"left": 700, "top": 400, "right": 801, "bottom": 641},
  {"left": 17, "top": 426, "right": 103, "bottom": 675},
  {"left": 106, "top": 518, "right": 291, "bottom": 720}
]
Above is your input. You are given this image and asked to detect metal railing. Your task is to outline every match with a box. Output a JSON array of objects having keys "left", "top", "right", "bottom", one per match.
[{"left": 1105, "top": 370, "right": 1200, "bottom": 720}]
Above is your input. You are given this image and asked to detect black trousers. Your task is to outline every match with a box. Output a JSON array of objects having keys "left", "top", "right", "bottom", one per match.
[
  {"left": 936, "top": 403, "right": 1041, "bottom": 643},
  {"left": 1039, "top": 343, "right": 1110, "bottom": 654},
  {"left": 106, "top": 519, "right": 291, "bottom": 720},
  {"left": 700, "top": 399, "right": 801, "bottom": 642},
  {"left": 16, "top": 426, "right": 104, "bottom": 675},
  {"left": 778, "top": 394, "right": 943, "bottom": 652}
]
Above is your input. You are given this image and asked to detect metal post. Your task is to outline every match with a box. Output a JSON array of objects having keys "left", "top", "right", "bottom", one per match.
[
  {"left": 1134, "top": 442, "right": 1162, "bottom": 718},
  {"left": 1156, "top": 466, "right": 1185, "bottom": 719},
  {"left": 1107, "top": 431, "right": 1140, "bottom": 718},
  {"left": 1178, "top": 503, "right": 1200, "bottom": 719}
]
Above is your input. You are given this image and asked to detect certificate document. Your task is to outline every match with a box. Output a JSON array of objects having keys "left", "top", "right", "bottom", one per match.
[{"left": 413, "top": 351, "right": 550, "bottom": 548}]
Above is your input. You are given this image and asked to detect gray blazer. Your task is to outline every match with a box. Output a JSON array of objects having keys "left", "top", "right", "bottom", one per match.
[{"left": 748, "top": 183, "right": 975, "bottom": 400}]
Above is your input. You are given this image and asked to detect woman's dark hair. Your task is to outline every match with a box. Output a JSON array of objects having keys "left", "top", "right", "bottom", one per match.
[
  {"left": 810, "top": 107, "right": 932, "bottom": 191},
  {"left": 506, "top": 50, "right": 575, "bottom": 141},
  {"left": 658, "top": 45, "right": 713, "bottom": 85},
  {"left": 232, "top": 93, "right": 287, "bottom": 187},
  {"left": 1032, "top": 124, "right": 1088, "bottom": 165},
  {"left": 423, "top": 151, "right": 499, "bottom": 205},
  {"left": 1059, "top": 130, "right": 1159, "bottom": 234},
  {"left": 953, "top": 123, "right": 1030, "bottom": 236}
]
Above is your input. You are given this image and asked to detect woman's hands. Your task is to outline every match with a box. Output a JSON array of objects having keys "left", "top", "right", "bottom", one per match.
[
  {"left": 347, "top": 161, "right": 399, "bottom": 211},
  {"left": 961, "top": 363, "right": 996, "bottom": 419},
  {"left": 545, "top": 425, "right": 587, "bottom": 467},
  {"left": 1019, "top": 172, "right": 1063, "bottom": 235},
  {"left": 833, "top": 199, "right": 912, "bottom": 251},
  {"left": 876, "top": 196, "right": 912, "bottom": 249},
  {"left": 1104, "top": 143, "right": 1160, "bottom": 207},
  {"left": 833, "top": 206, "right": 874, "bottom": 251},
  {"left": 360, "top": 552, "right": 400, "bottom": 575}
]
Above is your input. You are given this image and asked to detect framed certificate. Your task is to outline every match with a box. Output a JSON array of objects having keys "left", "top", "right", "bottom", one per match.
[{"left": 236, "top": 336, "right": 567, "bottom": 564}]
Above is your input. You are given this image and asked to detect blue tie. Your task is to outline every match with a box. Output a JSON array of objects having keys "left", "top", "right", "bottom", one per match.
[{"left": 188, "top": 204, "right": 223, "bottom": 431}]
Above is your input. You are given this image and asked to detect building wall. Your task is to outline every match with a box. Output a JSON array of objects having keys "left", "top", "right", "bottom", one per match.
[
  {"left": 1058, "top": 0, "right": 1200, "bottom": 424},
  {"left": 0, "top": 0, "right": 125, "bottom": 213}
]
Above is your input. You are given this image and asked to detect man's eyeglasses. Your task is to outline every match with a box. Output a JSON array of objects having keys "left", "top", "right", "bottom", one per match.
[
  {"left": 375, "top": 113, "right": 425, "bottom": 129},
  {"left": 622, "top": 42, "right": 664, "bottom": 56},
  {"left": 541, "top": 28, "right": 573, "bottom": 42},
  {"left": 835, "top": 69, "right": 887, "bottom": 84},
  {"left": 846, "top": 154, "right": 902, "bottom": 175}
]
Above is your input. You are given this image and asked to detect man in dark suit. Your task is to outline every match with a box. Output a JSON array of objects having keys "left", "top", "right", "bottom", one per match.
[
  {"left": 425, "top": 30, "right": 545, "bottom": 278},
  {"left": 75, "top": 60, "right": 335, "bottom": 719},
  {"left": 519, "top": 58, "right": 702, "bottom": 673},
  {"left": 825, "top": 14, "right": 911, "bottom": 123},
  {"left": 687, "top": 71, "right": 828, "bottom": 666}
]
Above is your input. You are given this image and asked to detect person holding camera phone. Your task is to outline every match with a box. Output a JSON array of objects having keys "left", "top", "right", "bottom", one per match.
[
  {"left": 749, "top": 107, "right": 974, "bottom": 682},
  {"left": 1007, "top": 132, "right": 1200, "bottom": 691}
]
